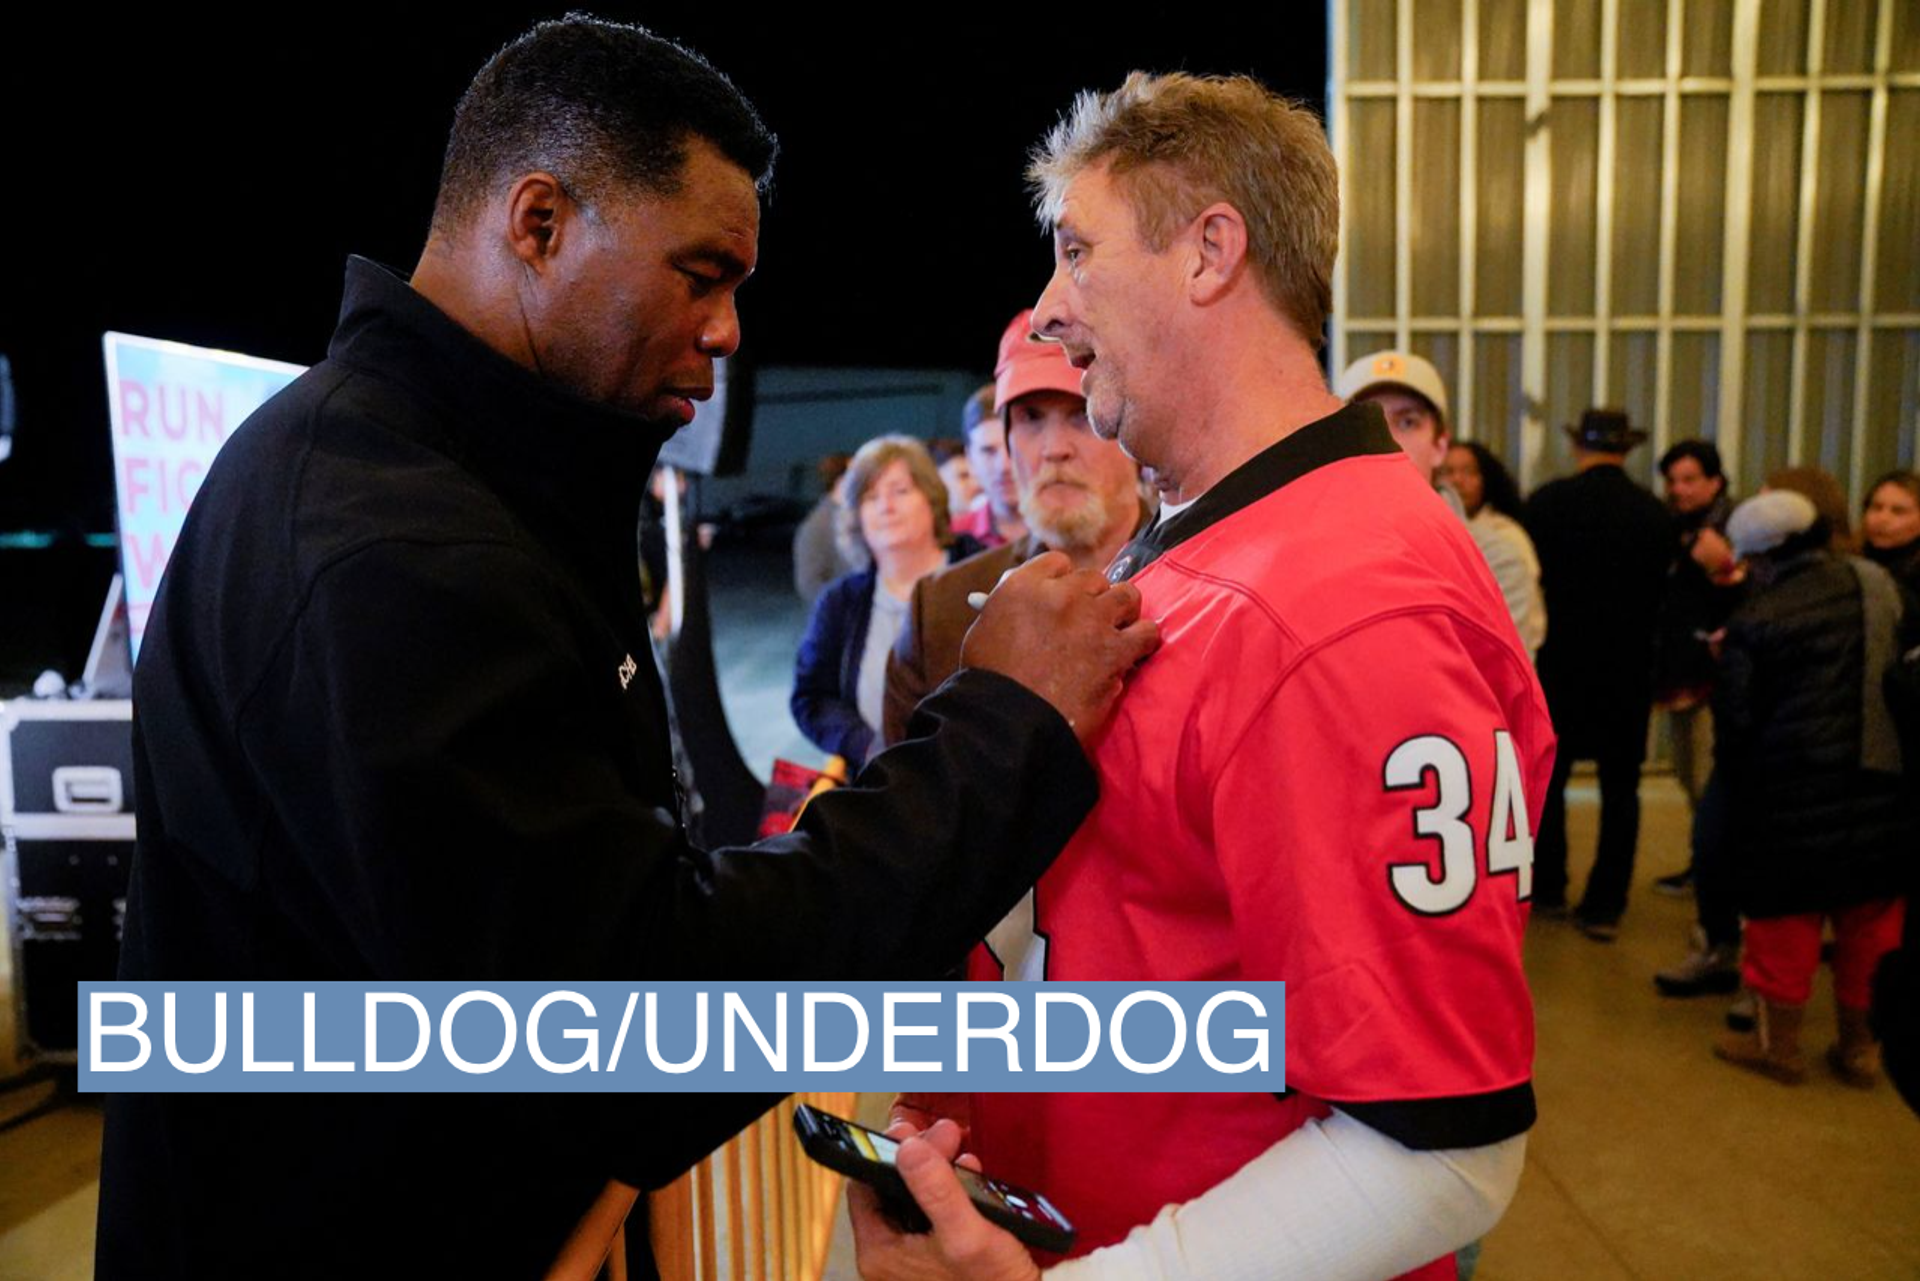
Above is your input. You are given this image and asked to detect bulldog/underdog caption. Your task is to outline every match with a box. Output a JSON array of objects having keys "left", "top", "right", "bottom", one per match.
[{"left": 86, "top": 986, "right": 1276, "bottom": 1080}]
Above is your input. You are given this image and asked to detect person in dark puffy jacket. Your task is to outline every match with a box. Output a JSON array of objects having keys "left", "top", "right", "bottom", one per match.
[{"left": 1712, "top": 490, "right": 1915, "bottom": 1087}]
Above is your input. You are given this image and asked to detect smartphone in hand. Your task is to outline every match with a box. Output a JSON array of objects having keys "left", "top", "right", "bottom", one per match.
[{"left": 792, "top": 1103, "right": 1076, "bottom": 1254}]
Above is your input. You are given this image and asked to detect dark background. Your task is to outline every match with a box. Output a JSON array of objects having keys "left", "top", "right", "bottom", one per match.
[{"left": 0, "top": 8, "right": 1327, "bottom": 681}]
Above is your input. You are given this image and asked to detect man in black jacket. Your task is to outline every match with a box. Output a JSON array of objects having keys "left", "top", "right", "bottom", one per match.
[
  {"left": 1652, "top": 438, "right": 1737, "bottom": 823},
  {"left": 97, "top": 18, "right": 1157, "bottom": 1278},
  {"left": 1525, "top": 409, "right": 1672, "bottom": 940}
]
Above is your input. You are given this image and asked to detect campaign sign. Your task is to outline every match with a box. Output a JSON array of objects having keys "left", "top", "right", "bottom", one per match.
[{"left": 102, "top": 332, "right": 305, "bottom": 658}]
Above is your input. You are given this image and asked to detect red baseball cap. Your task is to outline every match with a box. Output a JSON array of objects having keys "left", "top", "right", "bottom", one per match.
[{"left": 993, "top": 309, "right": 1084, "bottom": 414}]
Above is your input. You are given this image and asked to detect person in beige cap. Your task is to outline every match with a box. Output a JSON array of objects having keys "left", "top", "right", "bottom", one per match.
[
  {"left": 1339, "top": 349, "right": 1546, "bottom": 657},
  {"left": 1335, "top": 349, "right": 1458, "bottom": 503}
]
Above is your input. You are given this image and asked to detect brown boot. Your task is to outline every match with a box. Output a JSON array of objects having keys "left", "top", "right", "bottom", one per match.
[
  {"left": 1715, "top": 998, "right": 1808, "bottom": 1084},
  {"left": 1827, "top": 1005, "right": 1881, "bottom": 1089}
]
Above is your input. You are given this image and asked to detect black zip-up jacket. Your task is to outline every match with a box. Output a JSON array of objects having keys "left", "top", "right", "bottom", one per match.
[
  {"left": 98, "top": 258, "right": 1096, "bottom": 1279},
  {"left": 1525, "top": 463, "right": 1673, "bottom": 753},
  {"left": 1654, "top": 491, "right": 1741, "bottom": 697}
]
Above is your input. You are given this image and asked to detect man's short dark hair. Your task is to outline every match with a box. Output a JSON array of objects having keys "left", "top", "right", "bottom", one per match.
[
  {"left": 962, "top": 383, "right": 999, "bottom": 439},
  {"left": 432, "top": 14, "right": 778, "bottom": 234},
  {"left": 928, "top": 436, "right": 967, "bottom": 467},
  {"left": 1659, "top": 438, "right": 1724, "bottom": 481}
]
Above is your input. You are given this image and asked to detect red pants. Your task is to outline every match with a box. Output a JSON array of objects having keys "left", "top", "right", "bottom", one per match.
[{"left": 1742, "top": 898, "right": 1906, "bottom": 1009}]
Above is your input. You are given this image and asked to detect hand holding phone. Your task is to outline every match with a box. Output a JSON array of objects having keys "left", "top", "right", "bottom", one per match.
[
  {"left": 839, "top": 1121, "right": 1052, "bottom": 1281},
  {"left": 794, "top": 1104, "right": 1074, "bottom": 1257}
]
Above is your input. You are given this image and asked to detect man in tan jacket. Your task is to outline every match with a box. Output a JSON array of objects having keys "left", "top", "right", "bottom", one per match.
[{"left": 884, "top": 309, "right": 1149, "bottom": 745}]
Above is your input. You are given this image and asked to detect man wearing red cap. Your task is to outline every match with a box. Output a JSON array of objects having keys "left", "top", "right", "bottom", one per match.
[{"left": 882, "top": 310, "right": 1149, "bottom": 747}]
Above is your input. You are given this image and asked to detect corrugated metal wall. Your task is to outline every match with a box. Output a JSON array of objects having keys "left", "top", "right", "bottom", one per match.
[{"left": 1330, "top": 0, "right": 1920, "bottom": 501}]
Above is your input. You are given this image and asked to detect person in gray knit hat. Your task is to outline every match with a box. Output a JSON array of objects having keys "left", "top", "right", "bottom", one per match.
[
  {"left": 1711, "top": 488, "right": 1914, "bottom": 1086},
  {"left": 1726, "top": 489, "right": 1818, "bottom": 560}
]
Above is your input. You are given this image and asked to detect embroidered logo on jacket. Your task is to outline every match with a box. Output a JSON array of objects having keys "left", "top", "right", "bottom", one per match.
[{"left": 618, "top": 653, "right": 638, "bottom": 690}]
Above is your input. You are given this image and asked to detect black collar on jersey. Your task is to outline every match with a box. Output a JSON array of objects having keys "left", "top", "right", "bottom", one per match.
[{"left": 1107, "top": 400, "right": 1401, "bottom": 582}]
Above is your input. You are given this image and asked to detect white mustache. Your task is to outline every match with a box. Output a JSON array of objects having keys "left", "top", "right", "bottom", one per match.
[{"left": 1029, "top": 469, "right": 1090, "bottom": 492}]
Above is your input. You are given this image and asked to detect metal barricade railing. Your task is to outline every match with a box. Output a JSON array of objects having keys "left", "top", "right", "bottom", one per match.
[
  {"left": 650, "top": 1091, "right": 859, "bottom": 1281},
  {"left": 600, "top": 794, "right": 853, "bottom": 1281}
]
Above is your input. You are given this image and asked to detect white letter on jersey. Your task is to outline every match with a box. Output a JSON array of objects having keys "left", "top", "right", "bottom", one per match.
[
  {"left": 1384, "top": 735, "right": 1476, "bottom": 915},
  {"left": 1487, "top": 730, "right": 1535, "bottom": 898},
  {"left": 984, "top": 888, "right": 1048, "bottom": 981}
]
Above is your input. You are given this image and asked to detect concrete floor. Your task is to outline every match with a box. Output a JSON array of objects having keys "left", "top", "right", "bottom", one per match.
[
  {"left": 4, "top": 546, "right": 1917, "bottom": 1278},
  {"left": 1479, "top": 776, "right": 1920, "bottom": 1280}
]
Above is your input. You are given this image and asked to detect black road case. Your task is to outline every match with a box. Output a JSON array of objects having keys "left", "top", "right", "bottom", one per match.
[{"left": 2, "top": 699, "right": 134, "bottom": 1062}]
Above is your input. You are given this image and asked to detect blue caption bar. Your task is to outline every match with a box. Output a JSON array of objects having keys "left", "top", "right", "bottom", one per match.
[{"left": 79, "top": 982, "right": 1283, "bottom": 1093}]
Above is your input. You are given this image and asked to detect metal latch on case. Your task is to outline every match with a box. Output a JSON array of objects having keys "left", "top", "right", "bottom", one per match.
[
  {"left": 18, "top": 896, "right": 83, "bottom": 941},
  {"left": 52, "top": 766, "right": 124, "bottom": 813}
]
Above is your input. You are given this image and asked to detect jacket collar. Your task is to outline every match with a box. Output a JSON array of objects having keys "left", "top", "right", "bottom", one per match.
[
  {"left": 1671, "top": 490, "right": 1733, "bottom": 537},
  {"left": 325, "top": 256, "right": 664, "bottom": 578}
]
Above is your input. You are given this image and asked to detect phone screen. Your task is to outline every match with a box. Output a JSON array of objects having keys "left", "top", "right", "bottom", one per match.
[{"left": 844, "top": 1123, "right": 901, "bottom": 1165}]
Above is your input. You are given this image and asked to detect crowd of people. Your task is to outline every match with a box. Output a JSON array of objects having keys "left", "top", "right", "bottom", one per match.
[{"left": 1642, "top": 458, "right": 1919, "bottom": 1089}]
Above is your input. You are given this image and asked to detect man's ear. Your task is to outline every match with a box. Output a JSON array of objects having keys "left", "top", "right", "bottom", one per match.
[
  {"left": 504, "top": 172, "right": 573, "bottom": 271},
  {"left": 1188, "top": 201, "right": 1250, "bottom": 306}
]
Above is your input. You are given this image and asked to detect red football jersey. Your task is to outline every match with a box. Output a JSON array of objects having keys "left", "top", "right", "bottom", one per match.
[{"left": 967, "top": 410, "right": 1552, "bottom": 1275}]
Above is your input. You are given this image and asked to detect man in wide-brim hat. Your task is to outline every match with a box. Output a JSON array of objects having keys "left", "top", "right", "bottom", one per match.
[
  {"left": 1525, "top": 407, "right": 1671, "bottom": 941},
  {"left": 1564, "top": 407, "right": 1648, "bottom": 453}
]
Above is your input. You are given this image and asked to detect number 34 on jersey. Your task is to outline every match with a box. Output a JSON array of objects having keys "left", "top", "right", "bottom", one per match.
[
  {"left": 985, "top": 726, "right": 1542, "bottom": 982},
  {"left": 1384, "top": 729, "right": 1534, "bottom": 915}
]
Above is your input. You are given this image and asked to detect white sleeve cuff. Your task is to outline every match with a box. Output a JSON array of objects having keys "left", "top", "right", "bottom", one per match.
[{"left": 1042, "top": 1109, "right": 1526, "bottom": 1281}]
